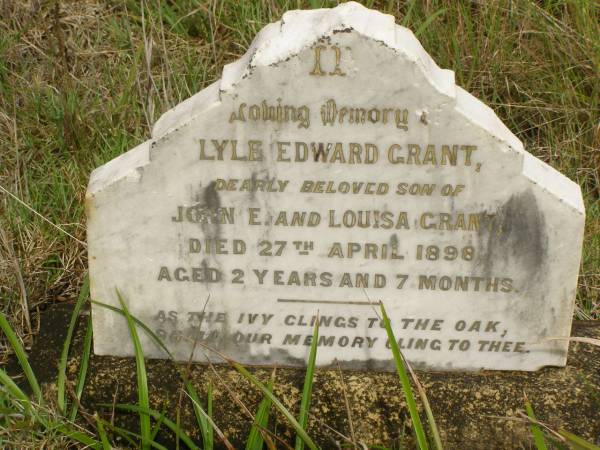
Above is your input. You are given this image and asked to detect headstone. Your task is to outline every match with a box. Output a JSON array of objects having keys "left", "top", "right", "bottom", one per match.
[{"left": 87, "top": 2, "right": 585, "bottom": 371}]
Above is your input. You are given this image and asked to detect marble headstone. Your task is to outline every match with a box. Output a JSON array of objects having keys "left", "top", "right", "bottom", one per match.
[{"left": 87, "top": 2, "right": 585, "bottom": 371}]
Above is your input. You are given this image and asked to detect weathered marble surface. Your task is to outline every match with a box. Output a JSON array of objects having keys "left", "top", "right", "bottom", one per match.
[{"left": 87, "top": 2, "right": 585, "bottom": 370}]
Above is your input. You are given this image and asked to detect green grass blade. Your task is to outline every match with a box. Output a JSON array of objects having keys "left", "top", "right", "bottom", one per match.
[
  {"left": 0, "top": 311, "right": 42, "bottom": 403},
  {"left": 58, "top": 275, "right": 89, "bottom": 415},
  {"left": 55, "top": 425, "right": 102, "bottom": 449},
  {"left": 92, "top": 300, "right": 174, "bottom": 359},
  {"left": 1, "top": 370, "right": 99, "bottom": 448},
  {"left": 106, "top": 423, "right": 169, "bottom": 450},
  {"left": 415, "top": 8, "right": 447, "bottom": 37},
  {"left": 0, "top": 369, "right": 48, "bottom": 428},
  {"left": 0, "top": 368, "right": 42, "bottom": 424},
  {"left": 524, "top": 399, "right": 547, "bottom": 450},
  {"left": 420, "top": 390, "right": 442, "bottom": 450},
  {"left": 401, "top": 0, "right": 418, "bottom": 27},
  {"left": 150, "top": 410, "right": 166, "bottom": 443},
  {"left": 96, "top": 414, "right": 111, "bottom": 450},
  {"left": 246, "top": 377, "right": 274, "bottom": 450},
  {"left": 558, "top": 429, "right": 600, "bottom": 450},
  {"left": 95, "top": 298, "right": 212, "bottom": 448},
  {"left": 111, "top": 403, "right": 200, "bottom": 450},
  {"left": 117, "top": 290, "right": 151, "bottom": 450},
  {"left": 409, "top": 367, "right": 444, "bottom": 450},
  {"left": 69, "top": 314, "right": 93, "bottom": 421},
  {"left": 0, "top": 368, "right": 29, "bottom": 404},
  {"left": 231, "top": 362, "right": 317, "bottom": 450},
  {"left": 185, "top": 382, "right": 236, "bottom": 450},
  {"left": 99, "top": 419, "right": 140, "bottom": 448},
  {"left": 309, "top": 0, "right": 321, "bottom": 9},
  {"left": 406, "top": 363, "right": 443, "bottom": 450},
  {"left": 207, "top": 380, "right": 214, "bottom": 450},
  {"left": 100, "top": 415, "right": 171, "bottom": 450},
  {"left": 295, "top": 318, "right": 319, "bottom": 450},
  {"left": 185, "top": 380, "right": 212, "bottom": 450},
  {"left": 380, "top": 302, "right": 429, "bottom": 450}
]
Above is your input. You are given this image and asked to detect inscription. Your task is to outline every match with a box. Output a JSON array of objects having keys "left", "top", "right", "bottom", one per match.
[
  {"left": 321, "top": 99, "right": 409, "bottom": 130},
  {"left": 198, "top": 137, "right": 480, "bottom": 168},
  {"left": 228, "top": 99, "right": 310, "bottom": 129},
  {"left": 151, "top": 310, "right": 527, "bottom": 355},
  {"left": 310, "top": 45, "right": 346, "bottom": 76}
]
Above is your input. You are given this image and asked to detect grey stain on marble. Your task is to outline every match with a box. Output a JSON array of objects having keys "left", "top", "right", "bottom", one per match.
[{"left": 479, "top": 190, "right": 548, "bottom": 291}]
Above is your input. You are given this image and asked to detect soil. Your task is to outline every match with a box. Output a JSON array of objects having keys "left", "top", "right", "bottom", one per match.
[{"left": 20, "top": 304, "right": 600, "bottom": 449}]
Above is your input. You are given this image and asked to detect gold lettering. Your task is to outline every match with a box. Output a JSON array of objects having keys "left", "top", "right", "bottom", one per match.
[
  {"left": 277, "top": 141, "right": 291, "bottom": 162},
  {"left": 388, "top": 144, "right": 403, "bottom": 164},
  {"left": 248, "top": 208, "right": 260, "bottom": 225},
  {"left": 211, "top": 139, "right": 228, "bottom": 160},
  {"left": 422, "top": 145, "right": 437, "bottom": 165},
  {"left": 407, "top": 144, "right": 421, "bottom": 165},
  {"left": 311, "top": 45, "right": 346, "bottom": 76},
  {"left": 328, "top": 243, "right": 343, "bottom": 258},
  {"left": 198, "top": 139, "right": 214, "bottom": 160},
  {"left": 330, "top": 142, "right": 346, "bottom": 163},
  {"left": 230, "top": 140, "right": 246, "bottom": 161},
  {"left": 329, "top": 45, "right": 346, "bottom": 76},
  {"left": 462, "top": 145, "right": 477, "bottom": 166},
  {"left": 310, "top": 45, "right": 326, "bottom": 76},
  {"left": 365, "top": 143, "right": 378, "bottom": 164},
  {"left": 420, "top": 213, "right": 435, "bottom": 229},
  {"left": 441, "top": 145, "right": 458, "bottom": 165},
  {"left": 349, "top": 143, "right": 362, "bottom": 164},
  {"left": 248, "top": 140, "right": 263, "bottom": 161}
]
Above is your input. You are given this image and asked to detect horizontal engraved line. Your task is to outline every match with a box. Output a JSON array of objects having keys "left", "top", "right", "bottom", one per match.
[{"left": 277, "top": 298, "right": 373, "bottom": 306}]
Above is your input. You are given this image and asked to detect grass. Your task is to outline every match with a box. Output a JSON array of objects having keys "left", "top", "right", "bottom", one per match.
[
  {"left": 117, "top": 290, "right": 152, "bottom": 450},
  {"left": 380, "top": 303, "right": 429, "bottom": 450},
  {"left": 2, "top": 284, "right": 600, "bottom": 448},
  {"left": 57, "top": 275, "right": 89, "bottom": 415},
  {"left": 295, "top": 316, "right": 319, "bottom": 450},
  {"left": 0, "top": 0, "right": 598, "bottom": 447},
  {"left": 0, "top": 1, "right": 598, "bottom": 351},
  {"left": 0, "top": 305, "right": 103, "bottom": 449},
  {"left": 1, "top": 284, "right": 324, "bottom": 448},
  {"left": 69, "top": 313, "right": 93, "bottom": 421},
  {"left": 186, "top": 379, "right": 214, "bottom": 450},
  {"left": 525, "top": 395, "right": 548, "bottom": 450},
  {"left": 246, "top": 373, "right": 274, "bottom": 450},
  {"left": 0, "top": 311, "right": 41, "bottom": 404}
]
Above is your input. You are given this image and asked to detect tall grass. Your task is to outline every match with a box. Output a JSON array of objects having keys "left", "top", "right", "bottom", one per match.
[
  {"left": 380, "top": 303, "right": 429, "bottom": 450},
  {"left": 525, "top": 396, "right": 548, "bottom": 450},
  {"left": 295, "top": 316, "right": 319, "bottom": 450},
  {"left": 0, "top": 1, "right": 597, "bottom": 350},
  {"left": 0, "top": 308, "right": 102, "bottom": 449},
  {"left": 0, "top": 3, "right": 598, "bottom": 447},
  {"left": 58, "top": 275, "right": 89, "bottom": 415},
  {"left": 0, "top": 312, "right": 41, "bottom": 404},
  {"left": 2, "top": 287, "right": 600, "bottom": 448},
  {"left": 246, "top": 374, "right": 275, "bottom": 450},
  {"left": 116, "top": 290, "right": 151, "bottom": 450},
  {"left": 186, "top": 379, "right": 214, "bottom": 450},
  {"left": 94, "top": 295, "right": 319, "bottom": 449},
  {"left": 69, "top": 314, "right": 93, "bottom": 421}
]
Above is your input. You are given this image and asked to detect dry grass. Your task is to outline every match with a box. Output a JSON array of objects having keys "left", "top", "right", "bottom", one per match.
[{"left": 0, "top": 0, "right": 598, "bottom": 352}]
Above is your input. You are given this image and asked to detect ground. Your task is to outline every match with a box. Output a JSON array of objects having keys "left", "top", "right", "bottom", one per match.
[{"left": 10, "top": 303, "right": 600, "bottom": 449}]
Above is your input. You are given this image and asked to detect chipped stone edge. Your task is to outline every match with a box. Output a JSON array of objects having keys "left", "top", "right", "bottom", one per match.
[
  {"left": 86, "top": 139, "right": 150, "bottom": 197},
  {"left": 86, "top": 0, "right": 585, "bottom": 221}
]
